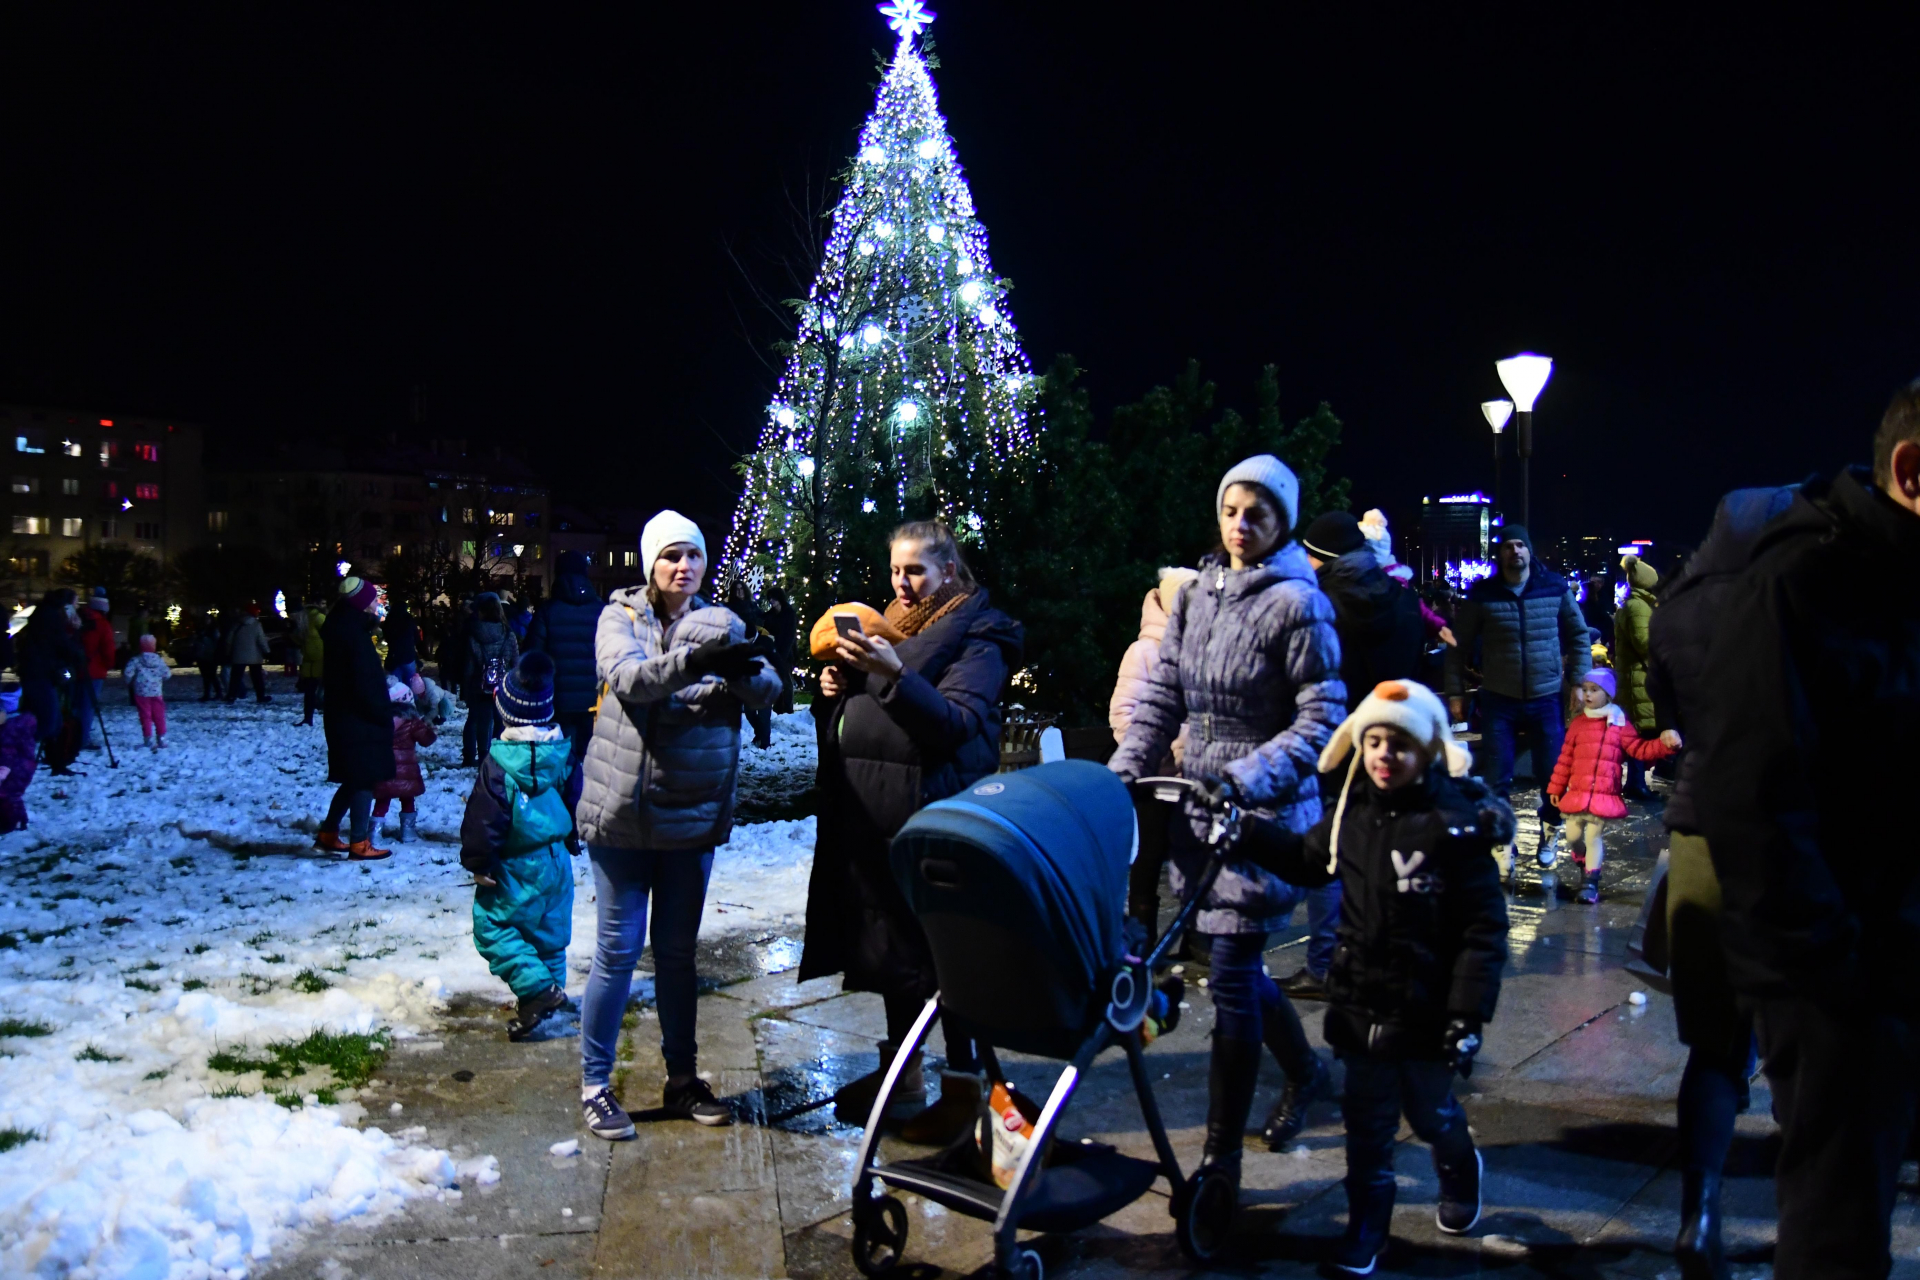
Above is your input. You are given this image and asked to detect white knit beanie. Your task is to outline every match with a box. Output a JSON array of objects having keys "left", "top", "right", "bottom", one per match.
[
  {"left": 1317, "top": 679, "right": 1472, "bottom": 872},
  {"left": 1215, "top": 455, "right": 1300, "bottom": 533},
  {"left": 640, "top": 510, "right": 707, "bottom": 576}
]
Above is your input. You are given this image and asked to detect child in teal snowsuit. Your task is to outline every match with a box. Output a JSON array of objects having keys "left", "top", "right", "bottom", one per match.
[{"left": 462, "top": 652, "right": 583, "bottom": 1041}]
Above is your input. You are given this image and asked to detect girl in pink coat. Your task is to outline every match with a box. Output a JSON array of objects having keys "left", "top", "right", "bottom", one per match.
[{"left": 1546, "top": 667, "right": 1680, "bottom": 902}]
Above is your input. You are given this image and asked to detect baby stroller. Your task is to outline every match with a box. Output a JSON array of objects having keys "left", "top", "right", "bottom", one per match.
[{"left": 849, "top": 760, "right": 1246, "bottom": 1279}]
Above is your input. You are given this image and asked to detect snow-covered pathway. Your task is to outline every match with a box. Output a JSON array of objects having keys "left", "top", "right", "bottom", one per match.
[{"left": 0, "top": 682, "right": 816, "bottom": 1278}]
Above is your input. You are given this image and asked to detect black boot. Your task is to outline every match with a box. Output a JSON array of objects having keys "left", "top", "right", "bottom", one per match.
[
  {"left": 1327, "top": 1173, "right": 1394, "bottom": 1276},
  {"left": 1675, "top": 1169, "right": 1728, "bottom": 1280},
  {"left": 1202, "top": 1034, "right": 1264, "bottom": 1190},
  {"left": 1263, "top": 1053, "right": 1331, "bottom": 1150}
]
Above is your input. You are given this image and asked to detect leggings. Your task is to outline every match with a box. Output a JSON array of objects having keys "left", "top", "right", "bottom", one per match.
[
  {"left": 133, "top": 695, "right": 167, "bottom": 739},
  {"left": 1208, "top": 931, "right": 1317, "bottom": 1080},
  {"left": 371, "top": 796, "right": 416, "bottom": 817},
  {"left": 324, "top": 786, "right": 374, "bottom": 843}
]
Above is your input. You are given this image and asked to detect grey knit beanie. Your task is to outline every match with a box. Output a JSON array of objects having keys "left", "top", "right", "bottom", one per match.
[{"left": 1215, "top": 455, "right": 1300, "bottom": 532}]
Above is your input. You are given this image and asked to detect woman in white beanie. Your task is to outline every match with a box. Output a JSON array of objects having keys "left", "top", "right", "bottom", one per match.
[
  {"left": 573, "top": 510, "right": 780, "bottom": 1140},
  {"left": 1109, "top": 454, "right": 1348, "bottom": 1193}
]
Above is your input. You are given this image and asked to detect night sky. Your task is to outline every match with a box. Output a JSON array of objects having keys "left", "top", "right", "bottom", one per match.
[{"left": 3, "top": 4, "right": 1915, "bottom": 557}]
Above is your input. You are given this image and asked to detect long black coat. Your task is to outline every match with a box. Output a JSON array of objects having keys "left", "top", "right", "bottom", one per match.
[
  {"left": 1245, "top": 771, "right": 1512, "bottom": 1058},
  {"left": 1695, "top": 467, "right": 1920, "bottom": 1015},
  {"left": 1645, "top": 486, "right": 1797, "bottom": 835},
  {"left": 322, "top": 605, "right": 398, "bottom": 790},
  {"left": 525, "top": 573, "right": 603, "bottom": 715},
  {"left": 798, "top": 589, "right": 1023, "bottom": 997},
  {"left": 383, "top": 601, "right": 418, "bottom": 670},
  {"left": 1316, "top": 548, "right": 1425, "bottom": 712}
]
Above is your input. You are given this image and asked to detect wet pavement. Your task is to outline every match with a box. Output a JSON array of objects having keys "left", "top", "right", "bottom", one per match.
[{"left": 261, "top": 787, "right": 1920, "bottom": 1279}]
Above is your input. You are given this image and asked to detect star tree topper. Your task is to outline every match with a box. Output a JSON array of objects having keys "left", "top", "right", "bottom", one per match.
[{"left": 878, "top": 0, "right": 935, "bottom": 39}]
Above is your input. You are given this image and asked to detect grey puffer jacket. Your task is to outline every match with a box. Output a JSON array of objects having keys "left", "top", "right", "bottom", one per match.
[
  {"left": 1443, "top": 565, "right": 1590, "bottom": 701},
  {"left": 576, "top": 588, "right": 781, "bottom": 851},
  {"left": 1109, "top": 543, "right": 1348, "bottom": 934}
]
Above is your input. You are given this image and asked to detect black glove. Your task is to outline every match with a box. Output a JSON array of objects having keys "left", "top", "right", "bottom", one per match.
[
  {"left": 1198, "top": 773, "right": 1241, "bottom": 811},
  {"left": 712, "top": 634, "right": 774, "bottom": 681},
  {"left": 683, "top": 637, "right": 734, "bottom": 676},
  {"left": 1442, "top": 1017, "right": 1483, "bottom": 1077}
]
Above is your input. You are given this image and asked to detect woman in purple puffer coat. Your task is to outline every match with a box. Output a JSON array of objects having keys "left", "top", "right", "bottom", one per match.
[
  {"left": 0, "top": 704, "right": 39, "bottom": 832},
  {"left": 1110, "top": 454, "right": 1348, "bottom": 1196}
]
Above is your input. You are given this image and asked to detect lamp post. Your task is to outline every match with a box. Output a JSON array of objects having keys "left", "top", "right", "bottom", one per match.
[
  {"left": 1480, "top": 399, "right": 1512, "bottom": 514},
  {"left": 1495, "top": 353, "right": 1554, "bottom": 527}
]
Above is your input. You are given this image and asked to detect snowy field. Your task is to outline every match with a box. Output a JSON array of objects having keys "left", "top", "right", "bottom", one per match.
[{"left": 0, "top": 681, "right": 816, "bottom": 1279}]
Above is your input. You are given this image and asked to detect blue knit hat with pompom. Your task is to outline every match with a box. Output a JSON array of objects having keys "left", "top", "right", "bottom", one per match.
[{"left": 497, "top": 651, "right": 556, "bottom": 727}]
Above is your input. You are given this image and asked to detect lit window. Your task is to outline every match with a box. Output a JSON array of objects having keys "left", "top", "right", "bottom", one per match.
[
  {"left": 61, "top": 440, "right": 82, "bottom": 458},
  {"left": 60, "top": 518, "right": 82, "bottom": 537},
  {"left": 207, "top": 511, "right": 229, "bottom": 533},
  {"left": 460, "top": 540, "right": 476, "bottom": 559},
  {"left": 98, "top": 441, "right": 118, "bottom": 467},
  {"left": 134, "top": 521, "right": 160, "bottom": 541},
  {"left": 529, "top": 543, "right": 542, "bottom": 561},
  {"left": 133, "top": 442, "right": 159, "bottom": 463},
  {"left": 460, "top": 508, "right": 475, "bottom": 524},
  {"left": 134, "top": 483, "right": 159, "bottom": 500},
  {"left": 98, "top": 419, "right": 112, "bottom": 427},
  {"left": 10, "top": 477, "right": 34, "bottom": 495},
  {"left": 104, "top": 481, "right": 118, "bottom": 499},
  {"left": 60, "top": 478, "right": 79, "bottom": 495},
  {"left": 622, "top": 550, "right": 637, "bottom": 567},
  {"left": 493, "top": 511, "right": 515, "bottom": 527},
  {"left": 10, "top": 516, "right": 48, "bottom": 535},
  {"left": 14, "top": 434, "right": 44, "bottom": 455}
]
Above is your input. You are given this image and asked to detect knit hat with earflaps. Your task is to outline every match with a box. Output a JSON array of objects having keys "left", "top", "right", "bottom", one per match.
[
  {"left": 640, "top": 510, "right": 706, "bottom": 577},
  {"left": 387, "top": 677, "right": 416, "bottom": 704},
  {"left": 1215, "top": 455, "right": 1300, "bottom": 534},
  {"left": 497, "top": 651, "right": 556, "bottom": 727},
  {"left": 1317, "top": 679, "right": 1473, "bottom": 874}
]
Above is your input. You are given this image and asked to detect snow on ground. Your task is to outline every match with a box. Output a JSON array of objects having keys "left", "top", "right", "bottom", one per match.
[{"left": 0, "top": 680, "right": 816, "bottom": 1278}]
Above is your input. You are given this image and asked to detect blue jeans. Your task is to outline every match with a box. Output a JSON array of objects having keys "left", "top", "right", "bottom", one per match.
[
  {"left": 324, "top": 786, "right": 374, "bottom": 843},
  {"left": 581, "top": 846, "right": 714, "bottom": 1088},
  {"left": 1341, "top": 1054, "right": 1476, "bottom": 1195},
  {"left": 1269, "top": 873, "right": 1341, "bottom": 982},
  {"left": 1480, "top": 689, "right": 1566, "bottom": 824},
  {"left": 1208, "top": 932, "right": 1316, "bottom": 1080},
  {"left": 75, "top": 676, "right": 98, "bottom": 746}
]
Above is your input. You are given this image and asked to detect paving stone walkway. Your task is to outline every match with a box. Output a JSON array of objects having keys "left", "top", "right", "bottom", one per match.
[{"left": 261, "top": 796, "right": 1920, "bottom": 1279}]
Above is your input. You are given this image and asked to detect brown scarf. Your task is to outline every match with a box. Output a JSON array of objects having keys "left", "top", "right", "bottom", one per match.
[{"left": 884, "top": 580, "right": 971, "bottom": 638}]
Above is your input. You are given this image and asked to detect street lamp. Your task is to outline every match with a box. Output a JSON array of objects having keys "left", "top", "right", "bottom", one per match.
[
  {"left": 1495, "top": 353, "right": 1553, "bottom": 526},
  {"left": 1480, "top": 399, "right": 1512, "bottom": 513}
]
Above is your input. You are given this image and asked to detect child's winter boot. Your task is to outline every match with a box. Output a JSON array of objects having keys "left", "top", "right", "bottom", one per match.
[
  {"left": 1535, "top": 828, "right": 1560, "bottom": 869},
  {"left": 399, "top": 812, "right": 418, "bottom": 843},
  {"left": 507, "top": 984, "right": 568, "bottom": 1041},
  {"left": 155, "top": 734, "right": 165, "bottom": 749},
  {"left": 1329, "top": 1173, "right": 1395, "bottom": 1275},
  {"left": 898, "top": 1070, "right": 985, "bottom": 1145},
  {"left": 1577, "top": 869, "right": 1602, "bottom": 904}
]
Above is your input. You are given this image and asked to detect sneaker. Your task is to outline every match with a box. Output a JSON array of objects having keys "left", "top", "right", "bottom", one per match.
[
  {"left": 1577, "top": 871, "right": 1602, "bottom": 905},
  {"left": 1535, "top": 831, "right": 1560, "bottom": 869},
  {"left": 662, "top": 1074, "right": 733, "bottom": 1126},
  {"left": 508, "top": 985, "right": 569, "bottom": 1041},
  {"left": 1435, "top": 1149, "right": 1483, "bottom": 1234},
  {"left": 1281, "top": 968, "right": 1329, "bottom": 1000},
  {"left": 582, "top": 1086, "right": 636, "bottom": 1140},
  {"left": 1263, "top": 1054, "right": 1332, "bottom": 1149}
]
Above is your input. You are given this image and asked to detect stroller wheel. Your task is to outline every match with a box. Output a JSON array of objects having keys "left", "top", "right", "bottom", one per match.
[
  {"left": 1174, "top": 1166, "right": 1237, "bottom": 1262},
  {"left": 851, "top": 1194, "right": 909, "bottom": 1276},
  {"left": 999, "top": 1247, "right": 1044, "bottom": 1280}
]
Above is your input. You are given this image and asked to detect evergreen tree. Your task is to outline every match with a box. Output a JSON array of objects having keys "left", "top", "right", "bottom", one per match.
[{"left": 722, "top": 1, "right": 1036, "bottom": 617}]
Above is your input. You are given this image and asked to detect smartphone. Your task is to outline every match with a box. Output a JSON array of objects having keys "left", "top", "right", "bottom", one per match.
[{"left": 833, "top": 613, "right": 865, "bottom": 640}]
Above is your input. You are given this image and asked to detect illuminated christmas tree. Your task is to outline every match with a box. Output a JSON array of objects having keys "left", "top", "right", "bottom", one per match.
[{"left": 721, "top": 0, "right": 1037, "bottom": 612}]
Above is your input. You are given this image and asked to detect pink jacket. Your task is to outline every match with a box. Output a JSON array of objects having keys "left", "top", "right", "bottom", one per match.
[{"left": 1548, "top": 708, "right": 1675, "bottom": 819}]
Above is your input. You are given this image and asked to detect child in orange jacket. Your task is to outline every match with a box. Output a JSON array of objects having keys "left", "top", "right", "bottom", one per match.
[{"left": 1546, "top": 667, "right": 1680, "bottom": 903}]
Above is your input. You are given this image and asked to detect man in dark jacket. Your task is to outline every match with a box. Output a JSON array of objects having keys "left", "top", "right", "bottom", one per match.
[
  {"left": 1444, "top": 525, "right": 1591, "bottom": 831},
  {"left": 727, "top": 581, "right": 774, "bottom": 748},
  {"left": 1693, "top": 383, "right": 1920, "bottom": 1280},
  {"left": 1645, "top": 484, "right": 1796, "bottom": 1278},
  {"left": 316, "top": 576, "right": 398, "bottom": 860},
  {"left": 524, "top": 550, "right": 603, "bottom": 769},
  {"left": 762, "top": 585, "right": 798, "bottom": 714},
  {"left": 383, "top": 597, "right": 419, "bottom": 682},
  {"left": 1292, "top": 509, "right": 1426, "bottom": 999}
]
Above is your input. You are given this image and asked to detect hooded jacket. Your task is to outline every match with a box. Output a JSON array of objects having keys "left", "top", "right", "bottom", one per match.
[
  {"left": 1444, "top": 563, "right": 1591, "bottom": 701},
  {"left": 1243, "top": 770, "right": 1512, "bottom": 1058},
  {"left": 1547, "top": 707, "right": 1676, "bottom": 819},
  {"left": 372, "top": 710, "right": 439, "bottom": 801},
  {"left": 1645, "top": 486, "right": 1798, "bottom": 834},
  {"left": 1694, "top": 467, "right": 1920, "bottom": 1013},
  {"left": 227, "top": 614, "right": 271, "bottom": 666},
  {"left": 298, "top": 608, "right": 326, "bottom": 679},
  {"left": 525, "top": 572, "right": 604, "bottom": 716},
  {"left": 576, "top": 588, "right": 780, "bottom": 850},
  {"left": 461, "top": 725, "right": 582, "bottom": 879},
  {"left": 463, "top": 618, "right": 519, "bottom": 702},
  {"left": 321, "top": 605, "right": 398, "bottom": 790},
  {"left": 1109, "top": 570, "right": 1198, "bottom": 748},
  {"left": 798, "top": 588, "right": 1023, "bottom": 994},
  {"left": 1109, "top": 543, "right": 1347, "bottom": 935},
  {"left": 80, "top": 607, "right": 117, "bottom": 679},
  {"left": 1612, "top": 558, "right": 1660, "bottom": 731},
  {"left": 1315, "top": 547, "right": 1426, "bottom": 712}
]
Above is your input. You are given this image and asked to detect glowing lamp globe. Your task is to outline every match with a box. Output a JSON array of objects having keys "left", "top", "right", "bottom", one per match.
[
  {"left": 1481, "top": 399, "right": 1513, "bottom": 434},
  {"left": 1495, "top": 354, "right": 1554, "bottom": 413}
]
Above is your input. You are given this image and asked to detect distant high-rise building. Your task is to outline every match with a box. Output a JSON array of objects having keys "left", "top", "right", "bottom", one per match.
[{"left": 1417, "top": 492, "right": 1492, "bottom": 581}]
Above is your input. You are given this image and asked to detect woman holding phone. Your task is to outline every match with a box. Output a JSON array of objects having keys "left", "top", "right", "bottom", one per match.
[{"left": 798, "top": 519, "right": 1023, "bottom": 1144}]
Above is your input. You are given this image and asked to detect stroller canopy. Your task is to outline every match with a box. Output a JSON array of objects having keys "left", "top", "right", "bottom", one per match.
[{"left": 891, "top": 760, "right": 1134, "bottom": 1058}]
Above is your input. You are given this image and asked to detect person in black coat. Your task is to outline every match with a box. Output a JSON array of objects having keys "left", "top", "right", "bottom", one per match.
[
  {"left": 1239, "top": 680, "right": 1510, "bottom": 1272},
  {"left": 1694, "top": 385, "right": 1920, "bottom": 1280},
  {"left": 383, "top": 597, "right": 419, "bottom": 681},
  {"left": 525, "top": 550, "right": 605, "bottom": 769},
  {"left": 316, "top": 577, "right": 398, "bottom": 860},
  {"left": 1644, "top": 484, "right": 1796, "bottom": 1279},
  {"left": 16, "top": 589, "right": 84, "bottom": 751},
  {"left": 727, "top": 581, "right": 774, "bottom": 748},
  {"left": 1293, "top": 509, "right": 1427, "bottom": 1001},
  {"left": 798, "top": 520, "right": 1022, "bottom": 1141},
  {"left": 761, "top": 584, "right": 797, "bottom": 715}
]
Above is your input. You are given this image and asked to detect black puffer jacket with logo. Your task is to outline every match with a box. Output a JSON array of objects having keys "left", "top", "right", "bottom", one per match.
[{"left": 1243, "top": 770, "right": 1512, "bottom": 1058}]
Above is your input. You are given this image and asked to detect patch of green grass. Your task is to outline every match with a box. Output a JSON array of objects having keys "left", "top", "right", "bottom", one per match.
[
  {"left": 314, "top": 1087, "right": 339, "bottom": 1105},
  {"left": 29, "top": 925, "right": 76, "bottom": 944},
  {"left": 131, "top": 960, "right": 161, "bottom": 972},
  {"left": 270, "top": 1091, "right": 301, "bottom": 1110},
  {"left": 208, "top": 1030, "right": 390, "bottom": 1089},
  {"left": 291, "top": 969, "right": 331, "bottom": 994},
  {"left": 263, "top": 953, "right": 285, "bottom": 964},
  {"left": 51, "top": 890, "right": 81, "bottom": 901},
  {"left": 211, "top": 1084, "right": 248, "bottom": 1099},
  {"left": 188, "top": 943, "right": 210, "bottom": 955},
  {"left": 181, "top": 979, "right": 207, "bottom": 991},
  {"left": 74, "top": 1045, "right": 123, "bottom": 1063},
  {"left": 0, "top": 1018, "right": 53, "bottom": 1038},
  {"left": 0, "top": 1127, "right": 38, "bottom": 1154},
  {"left": 245, "top": 932, "right": 274, "bottom": 947},
  {"left": 124, "top": 978, "right": 159, "bottom": 993},
  {"left": 144, "top": 1069, "right": 169, "bottom": 1081}
]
